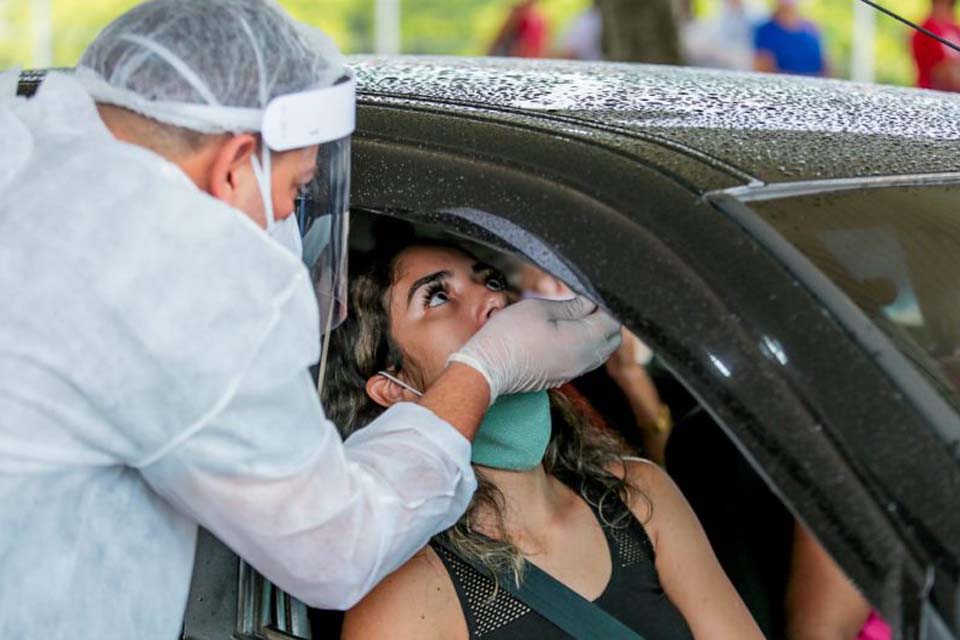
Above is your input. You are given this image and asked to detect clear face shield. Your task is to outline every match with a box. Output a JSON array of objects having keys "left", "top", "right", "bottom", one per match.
[
  {"left": 260, "top": 75, "right": 355, "bottom": 388},
  {"left": 296, "top": 137, "right": 350, "bottom": 388},
  {"left": 297, "top": 138, "right": 350, "bottom": 333}
]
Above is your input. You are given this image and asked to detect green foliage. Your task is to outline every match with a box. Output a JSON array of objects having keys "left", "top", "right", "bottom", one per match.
[
  {"left": 795, "top": 0, "right": 931, "bottom": 85},
  {"left": 284, "top": 0, "right": 374, "bottom": 53},
  {"left": 0, "top": 0, "right": 950, "bottom": 87},
  {"left": 0, "top": 0, "right": 141, "bottom": 68},
  {"left": 294, "top": 0, "right": 592, "bottom": 55}
]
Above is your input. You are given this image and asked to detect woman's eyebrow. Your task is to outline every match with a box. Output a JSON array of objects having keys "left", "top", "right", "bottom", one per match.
[
  {"left": 407, "top": 270, "right": 451, "bottom": 306},
  {"left": 471, "top": 262, "right": 496, "bottom": 274}
]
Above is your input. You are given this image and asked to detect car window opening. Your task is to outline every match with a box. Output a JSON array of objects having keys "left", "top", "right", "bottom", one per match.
[{"left": 232, "top": 210, "right": 882, "bottom": 640}]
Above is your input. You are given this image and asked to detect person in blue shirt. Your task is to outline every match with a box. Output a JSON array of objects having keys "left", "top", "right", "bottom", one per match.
[{"left": 753, "top": 0, "right": 828, "bottom": 76}]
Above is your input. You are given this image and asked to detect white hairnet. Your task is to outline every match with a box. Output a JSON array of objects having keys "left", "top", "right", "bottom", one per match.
[{"left": 77, "top": 0, "right": 346, "bottom": 134}]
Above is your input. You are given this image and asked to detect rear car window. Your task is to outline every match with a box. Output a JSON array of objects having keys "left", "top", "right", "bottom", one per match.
[{"left": 749, "top": 185, "right": 960, "bottom": 414}]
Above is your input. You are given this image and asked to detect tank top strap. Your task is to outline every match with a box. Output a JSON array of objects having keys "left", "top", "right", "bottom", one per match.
[
  {"left": 579, "top": 485, "right": 696, "bottom": 640},
  {"left": 430, "top": 538, "right": 535, "bottom": 639},
  {"left": 576, "top": 480, "right": 657, "bottom": 570}
]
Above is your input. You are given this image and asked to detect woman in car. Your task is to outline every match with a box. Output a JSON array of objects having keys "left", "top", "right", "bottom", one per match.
[{"left": 322, "top": 237, "right": 762, "bottom": 640}]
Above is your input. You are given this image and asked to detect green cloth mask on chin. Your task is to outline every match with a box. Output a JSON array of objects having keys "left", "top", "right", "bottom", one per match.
[{"left": 471, "top": 391, "right": 552, "bottom": 471}]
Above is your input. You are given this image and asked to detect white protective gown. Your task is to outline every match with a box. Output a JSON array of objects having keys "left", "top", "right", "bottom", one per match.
[{"left": 0, "top": 71, "right": 476, "bottom": 639}]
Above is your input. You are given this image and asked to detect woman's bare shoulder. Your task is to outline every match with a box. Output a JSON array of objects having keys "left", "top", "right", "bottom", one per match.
[
  {"left": 608, "top": 455, "right": 662, "bottom": 482},
  {"left": 607, "top": 455, "right": 668, "bottom": 500},
  {"left": 341, "top": 545, "right": 466, "bottom": 640},
  {"left": 606, "top": 457, "right": 688, "bottom": 547}
]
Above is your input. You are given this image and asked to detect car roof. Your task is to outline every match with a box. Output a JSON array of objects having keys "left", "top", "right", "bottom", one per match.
[{"left": 351, "top": 56, "right": 960, "bottom": 188}]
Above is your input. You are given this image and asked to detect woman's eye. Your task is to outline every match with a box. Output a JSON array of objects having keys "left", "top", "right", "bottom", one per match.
[
  {"left": 427, "top": 290, "right": 449, "bottom": 308},
  {"left": 486, "top": 276, "right": 506, "bottom": 291}
]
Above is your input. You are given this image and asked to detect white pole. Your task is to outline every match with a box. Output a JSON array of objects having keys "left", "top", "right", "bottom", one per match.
[
  {"left": 851, "top": 0, "right": 875, "bottom": 83},
  {"left": 31, "top": 0, "right": 53, "bottom": 67},
  {"left": 374, "top": 0, "right": 401, "bottom": 55}
]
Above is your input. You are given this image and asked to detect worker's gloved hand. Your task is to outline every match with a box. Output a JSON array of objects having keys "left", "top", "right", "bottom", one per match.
[{"left": 448, "top": 296, "right": 622, "bottom": 403}]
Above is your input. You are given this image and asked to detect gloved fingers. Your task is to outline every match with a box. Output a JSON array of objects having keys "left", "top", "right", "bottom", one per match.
[
  {"left": 577, "top": 307, "right": 622, "bottom": 343},
  {"left": 565, "top": 308, "right": 622, "bottom": 374},
  {"left": 541, "top": 295, "right": 599, "bottom": 322},
  {"left": 446, "top": 295, "right": 622, "bottom": 401},
  {"left": 548, "top": 297, "right": 621, "bottom": 343}
]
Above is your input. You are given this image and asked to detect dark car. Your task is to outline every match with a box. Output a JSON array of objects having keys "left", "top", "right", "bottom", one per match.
[{"left": 19, "top": 57, "right": 960, "bottom": 640}]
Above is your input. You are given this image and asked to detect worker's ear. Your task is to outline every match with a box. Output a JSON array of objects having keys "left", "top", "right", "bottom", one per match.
[
  {"left": 207, "top": 133, "right": 263, "bottom": 225},
  {"left": 366, "top": 372, "right": 417, "bottom": 408}
]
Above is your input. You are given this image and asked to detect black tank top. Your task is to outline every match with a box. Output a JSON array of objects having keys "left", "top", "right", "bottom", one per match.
[{"left": 430, "top": 486, "right": 695, "bottom": 640}]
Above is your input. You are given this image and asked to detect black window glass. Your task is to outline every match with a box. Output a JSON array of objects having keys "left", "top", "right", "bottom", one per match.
[{"left": 751, "top": 185, "right": 960, "bottom": 412}]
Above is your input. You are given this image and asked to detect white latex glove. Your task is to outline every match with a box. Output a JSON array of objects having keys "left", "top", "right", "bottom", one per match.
[{"left": 448, "top": 296, "right": 622, "bottom": 403}]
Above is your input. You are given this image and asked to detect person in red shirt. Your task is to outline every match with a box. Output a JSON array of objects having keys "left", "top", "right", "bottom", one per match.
[
  {"left": 489, "top": 0, "right": 549, "bottom": 58},
  {"left": 911, "top": 0, "right": 960, "bottom": 90}
]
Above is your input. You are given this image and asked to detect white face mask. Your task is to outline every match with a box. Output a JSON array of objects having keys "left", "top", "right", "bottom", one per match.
[
  {"left": 249, "top": 149, "right": 274, "bottom": 222},
  {"left": 268, "top": 213, "right": 303, "bottom": 258},
  {"left": 250, "top": 148, "right": 303, "bottom": 258}
]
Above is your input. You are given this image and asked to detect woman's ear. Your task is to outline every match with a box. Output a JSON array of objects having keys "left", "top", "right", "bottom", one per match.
[{"left": 366, "top": 373, "right": 417, "bottom": 408}]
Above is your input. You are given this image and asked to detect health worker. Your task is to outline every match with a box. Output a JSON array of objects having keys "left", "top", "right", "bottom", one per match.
[{"left": 0, "top": 1, "right": 621, "bottom": 638}]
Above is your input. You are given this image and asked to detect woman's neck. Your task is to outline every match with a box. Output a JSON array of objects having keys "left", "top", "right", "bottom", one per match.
[{"left": 472, "top": 464, "right": 573, "bottom": 552}]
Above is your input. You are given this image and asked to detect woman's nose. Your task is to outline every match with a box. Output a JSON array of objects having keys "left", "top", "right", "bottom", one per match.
[{"left": 475, "top": 287, "right": 508, "bottom": 325}]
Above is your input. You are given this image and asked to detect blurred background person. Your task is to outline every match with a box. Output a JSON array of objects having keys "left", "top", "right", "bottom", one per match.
[
  {"left": 559, "top": 0, "right": 604, "bottom": 61},
  {"left": 787, "top": 524, "right": 892, "bottom": 640},
  {"left": 601, "top": 328, "right": 673, "bottom": 466},
  {"left": 911, "top": 0, "right": 960, "bottom": 91},
  {"left": 597, "top": 0, "right": 684, "bottom": 64},
  {"left": 683, "top": 0, "right": 757, "bottom": 70},
  {"left": 6, "top": 0, "right": 955, "bottom": 89},
  {"left": 754, "top": 0, "right": 828, "bottom": 76},
  {"left": 489, "top": 0, "right": 549, "bottom": 58}
]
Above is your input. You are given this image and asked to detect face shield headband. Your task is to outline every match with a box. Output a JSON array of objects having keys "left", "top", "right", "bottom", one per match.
[{"left": 248, "top": 74, "right": 355, "bottom": 238}]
